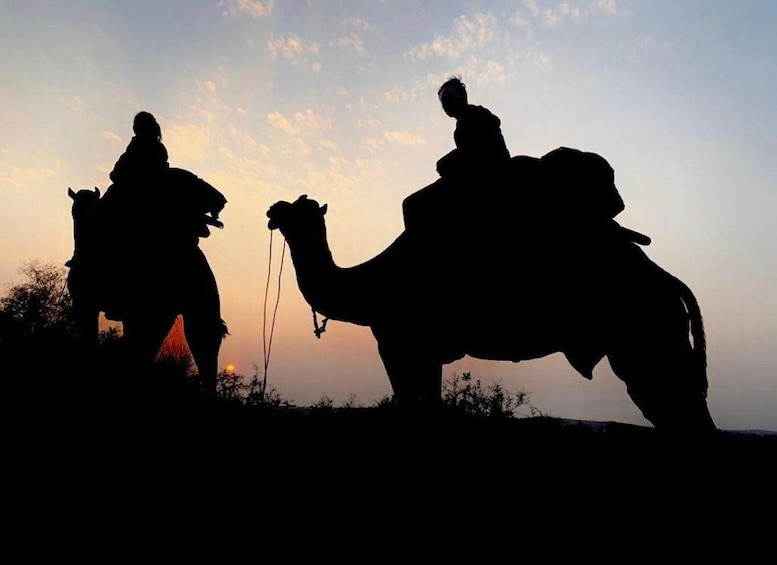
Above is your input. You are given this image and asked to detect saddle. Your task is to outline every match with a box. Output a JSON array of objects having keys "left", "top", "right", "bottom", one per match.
[{"left": 402, "top": 146, "right": 650, "bottom": 248}]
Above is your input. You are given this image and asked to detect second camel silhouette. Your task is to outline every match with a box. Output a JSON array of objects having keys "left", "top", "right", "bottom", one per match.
[{"left": 266, "top": 149, "right": 716, "bottom": 434}]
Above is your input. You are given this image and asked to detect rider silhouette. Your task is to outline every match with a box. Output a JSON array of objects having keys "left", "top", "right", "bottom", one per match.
[
  {"left": 435, "top": 76, "right": 510, "bottom": 181},
  {"left": 110, "top": 111, "right": 169, "bottom": 184},
  {"left": 403, "top": 76, "right": 512, "bottom": 234}
]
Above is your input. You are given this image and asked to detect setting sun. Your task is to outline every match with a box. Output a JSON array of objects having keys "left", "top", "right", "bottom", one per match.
[{"left": 225, "top": 364, "right": 236, "bottom": 374}]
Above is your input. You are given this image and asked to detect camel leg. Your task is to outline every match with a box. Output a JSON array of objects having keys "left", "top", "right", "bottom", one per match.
[
  {"left": 180, "top": 247, "right": 225, "bottom": 401},
  {"left": 376, "top": 336, "right": 443, "bottom": 409},
  {"left": 121, "top": 311, "right": 178, "bottom": 396},
  {"left": 182, "top": 313, "right": 226, "bottom": 401},
  {"left": 607, "top": 315, "right": 716, "bottom": 435}
]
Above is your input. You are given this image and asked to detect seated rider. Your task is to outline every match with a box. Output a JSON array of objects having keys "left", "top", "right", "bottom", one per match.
[
  {"left": 101, "top": 111, "right": 173, "bottom": 319},
  {"left": 109, "top": 111, "right": 169, "bottom": 185},
  {"left": 435, "top": 76, "right": 511, "bottom": 182},
  {"left": 403, "top": 76, "right": 512, "bottom": 234}
]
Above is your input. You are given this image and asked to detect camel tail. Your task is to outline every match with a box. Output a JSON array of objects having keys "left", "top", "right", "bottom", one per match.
[{"left": 669, "top": 270, "right": 707, "bottom": 375}]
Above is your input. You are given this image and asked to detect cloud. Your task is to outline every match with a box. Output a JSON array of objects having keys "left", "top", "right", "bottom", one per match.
[
  {"left": 363, "top": 137, "right": 383, "bottom": 151},
  {"left": 523, "top": 0, "right": 540, "bottom": 17},
  {"left": 228, "top": 125, "right": 273, "bottom": 159},
  {"left": 341, "top": 17, "right": 373, "bottom": 31},
  {"left": 330, "top": 17, "right": 376, "bottom": 56},
  {"left": 220, "top": 0, "right": 273, "bottom": 19},
  {"left": 382, "top": 87, "right": 417, "bottom": 104},
  {"left": 358, "top": 117, "right": 380, "bottom": 128},
  {"left": 541, "top": 2, "right": 581, "bottom": 26},
  {"left": 318, "top": 139, "right": 338, "bottom": 152},
  {"left": 384, "top": 130, "right": 425, "bottom": 146},
  {"left": 0, "top": 149, "right": 60, "bottom": 190},
  {"left": 197, "top": 79, "right": 219, "bottom": 93},
  {"left": 268, "top": 34, "right": 304, "bottom": 59},
  {"left": 466, "top": 59, "right": 509, "bottom": 83},
  {"left": 522, "top": 0, "right": 617, "bottom": 27},
  {"left": 217, "top": 145, "right": 278, "bottom": 177},
  {"left": 294, "top": 109, "right": 329, "bottom": 133},
  {"left": 331, "top": 35, "right": 366, "bottom": 56},
  {"left": 405, "top": 13, "right": 500, "bottom": 60},
  {"left": 267, "top": 111, "right": 296, "bottom": 136},
  {"left": 164, "top": 122, "right": 212, "bottom": 163},
  {"left": 101, "top": 131, "right": 122, "bottom": 143},
  {"left": 69, "top": 96, "right": 89, "bottom": 114},
  {"left": 591, "top": 0, "right": 618, "bottom": 15},
  {"left": 267, "top": 33, "right": 320, "bottom": 69},
  {"left": 267, "top": 109, "right": 329, "bottom": 137}
]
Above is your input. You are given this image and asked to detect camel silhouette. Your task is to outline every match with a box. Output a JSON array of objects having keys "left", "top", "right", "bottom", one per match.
[
  {"left": 266, "top": 152, "right": 717, "bottom": 434},
  {"left": 66, "top": 168, "right": 227, "bottom": 399}
]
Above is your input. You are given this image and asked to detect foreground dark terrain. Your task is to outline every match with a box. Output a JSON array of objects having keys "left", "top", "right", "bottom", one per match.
[
  {"left": 17, "top": 393, "right": 776, "bottom": 478},
  {"left": 7, "top": 388, "right": 775, "bottom": 547}
]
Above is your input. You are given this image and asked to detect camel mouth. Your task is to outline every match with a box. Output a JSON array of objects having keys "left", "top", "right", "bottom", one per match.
[
  {"left": 267, "top": 200, "right": 294, "bottom": 230},
  {"left": 266, "top": 206, "right": 281, "bottom": 230}
]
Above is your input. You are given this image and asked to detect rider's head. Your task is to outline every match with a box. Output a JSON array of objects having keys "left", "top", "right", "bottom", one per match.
[
  {"left": 438, "top": 76, "right": 468, "bottom": 118},
  {"left": 133, "top": 111, "right": 162, "bottom": 141}
]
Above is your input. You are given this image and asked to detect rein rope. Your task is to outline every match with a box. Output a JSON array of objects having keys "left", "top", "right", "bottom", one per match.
[
  {"left": 313, "top": 309, "right": 328, "bottom": 339},
  {"left": 262, "top": 230, "right": 286, "bottom": 396}
]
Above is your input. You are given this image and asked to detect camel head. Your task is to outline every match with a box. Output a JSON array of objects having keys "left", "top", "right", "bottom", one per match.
[
  {"left": 68, "top": 186, "right": 101, "bottom": 220},
  {"left": 267, "top": 194, "right": 328, "bottom": 235}
]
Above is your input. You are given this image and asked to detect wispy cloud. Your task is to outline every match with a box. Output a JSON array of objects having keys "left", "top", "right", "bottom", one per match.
[
  {"left": 522, "top": 0, "right": 617, "bottom": 27},
  {"left": 382, "top": 87, "right": 418, "bottom": 104},
  {"left": 164, "top": 122, "right": 212, "bottom": 163},
  {"left": 219, "top": 0, "right": 273, "bottom": 19},
  {"left": 541, "top": 1, "right": 582, "bottom": 26},
  {"left": 267, "top": 111, "right": 295, "bottom": 136},
  {"left": 267, "top": 109, "right": 330, "bottom": 137},
  {"left": 341, "top": 17, "right": 373, "bottom": 31},
  {"left": 591, "top": 0, "right": 618, "bottom": 16},
  {"left": 69, "top": 96, "right": 89, "bottom": 114},
  {"left": 405, "top": 13, "right": 500, "bottom": 60},
  {"left": 384, "top": 130, "right": 425, "bottom": 146},
  {"left": 196, "top": 79, "right": 219, "bottom": 93},
  {"left": 319, "top": 139, "right": 338, "bottom": 152},
  {"left": 101, "top": 131, "right": 122, "bottom": 143},
  {"left": 331, "top": 34, "right": 366, "bottom": 56},
  {"left": 268, "top": 33, "right": 304, "bottom": 59},
  {"left": 363, "top": 137, "right": 383, "bottom": 151},
  {"left": 267, "top": 33, "right": 320, "bottom": 70},
  {"left": 0, "top": 149, "right": 60, "bottom": 190}
]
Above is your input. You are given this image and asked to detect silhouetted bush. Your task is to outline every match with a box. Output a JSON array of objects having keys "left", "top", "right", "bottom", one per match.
[
  {"left": 216, "top": 365, "right": 292, "bottom": 409},
  {"left": 0, "top": 261, "right": 80, "bottom": 401},
  {"left": 442, "top": 371, "right": 542, "bottom": 419}
]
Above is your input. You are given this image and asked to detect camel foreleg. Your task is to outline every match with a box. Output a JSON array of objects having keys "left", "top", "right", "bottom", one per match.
[{"left": 376, "top": 335, "right": 443, "bottom": 409}]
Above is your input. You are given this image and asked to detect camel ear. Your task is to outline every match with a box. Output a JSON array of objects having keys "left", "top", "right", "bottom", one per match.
[
  {"left": 68, "top": 187, "right": 76, "bottom": 199},
  {"left": 94, "top": 186, "right": 101, "bottom": 198},
  {"left": 320, "top": 204, "right": 328, "bottom": 215}
]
